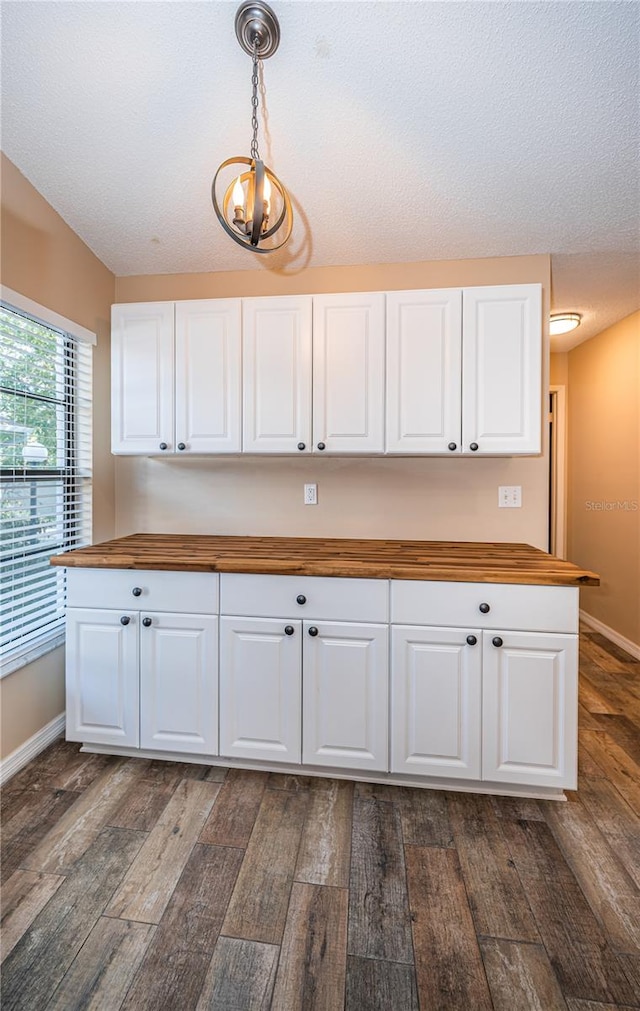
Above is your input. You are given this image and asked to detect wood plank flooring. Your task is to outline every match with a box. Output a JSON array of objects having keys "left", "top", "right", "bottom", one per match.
[{"left": 2, "top": 627, "right": 639, "bottom": 1009}]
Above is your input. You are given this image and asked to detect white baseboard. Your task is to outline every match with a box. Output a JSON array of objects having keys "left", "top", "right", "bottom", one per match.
[
  {"left": 0, "top": 713, "right": 66, "bottom": 787},
  {"left": 580, "top": 610, "right": 640, "bottom": 661}
]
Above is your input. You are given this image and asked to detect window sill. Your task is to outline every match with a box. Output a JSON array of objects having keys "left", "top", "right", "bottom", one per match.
[{"left": 0, "top": 631, "right": 66, "bottom": 679}]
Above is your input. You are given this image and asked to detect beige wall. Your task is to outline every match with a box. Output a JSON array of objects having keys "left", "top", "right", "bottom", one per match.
[
  {"left": 115, "top": 254, "right": 552, "bottom": 550},
  {"left": 0, "top": 154, "right": 116, "bottom": 759},
  {"left": 550, "top": 352, "right": 569, "bottom": 386},
  {"left": 567, "top": 311, "right": 640, "bottom": 645}
]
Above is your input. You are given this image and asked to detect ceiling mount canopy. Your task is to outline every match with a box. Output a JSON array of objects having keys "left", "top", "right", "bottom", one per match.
[{"left": 212, "top": 1, "right": 293, "bottom": 254}]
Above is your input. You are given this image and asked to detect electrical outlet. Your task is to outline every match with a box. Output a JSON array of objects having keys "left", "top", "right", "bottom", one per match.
[
  {"left": 498, "top": 485, "right": 522, "bottom": 508},
  {"left": 304, "top": 483, "right": 318, "bottom": 505}
]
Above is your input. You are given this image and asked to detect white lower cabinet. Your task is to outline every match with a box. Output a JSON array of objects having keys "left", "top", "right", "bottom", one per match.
[
  {"left": 66, "top": 608, "right": 139, "bottom": 748},
  {"left": 303, "top": 621, "right": 388, "bottom": 772},
  {"left": 482, "top": 631, "right": 578, "bottom": 789},
  {"left": 391, "top": 626, "right": 481, "bottom": 779},
  {"left": 140, "top": 613, "right": 218, "bottom": 754},
  {"left": 219, "top": 617, "right": 301, "bottom": 763},
  {"left": 65, "top": 569, "right": 219, "bottom": 757}
]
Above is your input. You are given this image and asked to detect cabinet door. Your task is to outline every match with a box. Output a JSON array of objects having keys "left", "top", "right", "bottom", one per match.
[
  {"left": 313, "top": 292, "right": 386, "bottom": 453},
  {"left": 482, "top": 631, "right": 577, "bottom": 788},
  {"left": 140, "top": 613, "right": 218, "bottom": 755},
  {"left": 303, "top": 621, "right": 388, "bottom": 771},
  {"left": 242, "top": 296, "right": 312, "bottom": 453},
  {"left": 391, "top": 626, "right": 481, "bottom": 779},
  {"left": 175, "top": 300, "right": 242, "bottom": 453},
  {"left": 386, "top": 289, "right": 462, "bottom": 454},
  {"left": 219, "top": 616, "right": 301, "bottom": 762},
  {"left": 462, "top": 284, "right": 542, "bottom": 454},
  {"left": 111, "top": 302, "right": 175, "bottom": 454},
  {"left": 66, "top": 608, "right": 139, "bottom": 747}
]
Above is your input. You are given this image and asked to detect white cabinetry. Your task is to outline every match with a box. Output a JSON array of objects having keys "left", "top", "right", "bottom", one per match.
[
  {"left": 242, "top": 296, "right": 312, "bottom": 453},
  {"left": 242, "top": 292, "right": 385, "bottom": 454},
  {"left": 219, "top": 616, "right": 301, "bottom": 763},
  {"left": 385, "top": 283, "right": 541, "bottom": 455},
  {"left": 312, "top": 292, "right": 386, "bottom": 453},
  {"left": 482, "top": 630, "right": 577, "bottom": 788},
  {"left": 390, "top": 580, "right": 578, "bottom": 789},
  {"left": 66, "top": 570, "right": 219, "bottom": 756},
  {"left": 112, "top": 299, "right": 241, "bottom": 454},
  {"left": 219, "top": 574, "right": 389, "bottom": 770},
  {"left": 391, "top": 625, "right": 481, "bottom": 779}
]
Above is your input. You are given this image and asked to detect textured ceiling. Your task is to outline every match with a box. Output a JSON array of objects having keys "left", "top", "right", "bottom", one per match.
[{"left": 1, "top": 1, "right": 639, "bottom": 349}]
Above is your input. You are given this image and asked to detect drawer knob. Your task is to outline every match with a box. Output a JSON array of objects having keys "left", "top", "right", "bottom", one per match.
[
  {"left": 469, "top": 442, "right": 479, "bottom": 452},
  {"left": 308, "top": 626, "right": 319, "bottom": 637},
  {"left": 120, "top": 615, "right": 131, "bottom": 625},
  {"left": 297, "top": 442, "right": 306, "bottom": 451},
  {"left": 284, "top": 625, "right": 294, "bottom": 636},
  {"left": 479, "top": 602, "right": 491, "bottom": 614},
  {"left": 142, "top": 617, "right": 152, "bottom": 627},
  {"left": 132, "top": 587, "right": 142, "bottom": 597},
  {"left": 492, "top": 636, "right": 503, "bottom": 648},
  {"left": 448, "top": 442, "right": 457, "bottom": 451},
  {"left": 159, "top": 442, "right": 168, "bottom": 450},
  {"left": 466, "top": 634, "right": 477, "bottom": 646},
  {"left": 177, "top": 442, "right": 186, "bottom": 451},
  {"left": 317, "top": 442, "right": 326, "bottom": 451},
  {"left": 296, "top": 594, "right": 307, "bottom": 605}
]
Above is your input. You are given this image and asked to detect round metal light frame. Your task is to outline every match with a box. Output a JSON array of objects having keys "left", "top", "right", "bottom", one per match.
[{"left": 212, "top": 156, "right": 293, "bottom": 252}]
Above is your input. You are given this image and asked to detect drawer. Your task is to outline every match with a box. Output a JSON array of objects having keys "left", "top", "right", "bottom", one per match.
[
  {"left": 391, "top": 580, "right": 578, "bottom": 634},
  {"left": 67, "top": 568, "right": 219, "bottom": 614},
  {"left": 220, "top": 573, "right": 389, "bottom": 623}
]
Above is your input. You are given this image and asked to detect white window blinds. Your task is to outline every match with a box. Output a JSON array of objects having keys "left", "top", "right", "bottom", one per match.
[{"left": 0, "top": 302, "right": 93, "bottom": 667}]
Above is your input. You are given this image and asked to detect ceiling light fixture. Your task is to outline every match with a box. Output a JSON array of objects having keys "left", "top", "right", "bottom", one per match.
[
  {"left": 549, "top": 313, "right": 582, "bottom": 336},
  {"left": 212, "top": 1, "right": 292, "bottom": 253}
]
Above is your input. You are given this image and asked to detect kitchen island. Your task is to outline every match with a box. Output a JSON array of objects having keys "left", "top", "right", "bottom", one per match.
[{"left": 51, "top": 536, "right": 599, "bottom": 799}]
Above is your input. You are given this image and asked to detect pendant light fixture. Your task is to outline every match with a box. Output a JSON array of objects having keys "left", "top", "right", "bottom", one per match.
[{"left": 212, "top": 1, "right": 293, "bottom": 253}]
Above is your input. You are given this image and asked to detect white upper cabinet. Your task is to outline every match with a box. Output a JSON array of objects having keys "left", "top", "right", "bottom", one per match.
[
  {"left": 313, "top": 292, "right": 386, "bottom": 453},
  {"left": 112, "top": 299, "right": 242, "bottom": 455},
  {"left": 462, "top": 284, "right": 542, "bottom": 455},
  {"left": 242, "top": 296, "right": 312, "bottom": 453},
  {"left": 112, "top": 302, "right": 175, "bottom": 454},
  {"left": 175, "top": 300, "right": 242, "bottom": 454},
  {"left": 386, "top": 289, "right": 462, "bottom": 454}
]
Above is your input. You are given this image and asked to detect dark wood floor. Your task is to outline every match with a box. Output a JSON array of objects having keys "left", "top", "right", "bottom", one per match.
[{"left": 2, "top": 626, "right": 639, "bottom": 1010}]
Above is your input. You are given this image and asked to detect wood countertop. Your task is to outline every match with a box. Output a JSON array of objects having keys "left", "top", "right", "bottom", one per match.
[{"left": 50, "top": 534, "right": 600, "bottom": 587}]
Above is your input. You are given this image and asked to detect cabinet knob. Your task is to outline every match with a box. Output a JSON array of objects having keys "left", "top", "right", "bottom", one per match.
[
  {"left": 296, "top": 594, "right": 306, "bottom": 605},
  {"left": 469, "top": 442, "right": 479, "bottom": 452},
  {"left": 448, "top": 442, "right": 457, "bottom": 451},
  {"left": 120, "top": 615, "right": 131, "bottom": 625},
  {"left": 492, "top": 636, "right": 503, "bottom": 648},
  {"left": 466, "top": 634, "right": 477, "bottom": 646},
  {"left": 177, "top": 443, "right": 186, "bottom": 451},
  {"left": 284, "top": 625, "right": 294, "bottom": 636},
  {"left": 297, "top": 442, "right": 306, "bottom": 451},
  {"left": 142, "top": 617, "right": 152, "bottom": 627},
  {"left": 479, "top": 602, "right": 491, "bottom": 614},
  {"left": 132, "top": 587, "right": 142, "bottom": 597},
  {"left": 308, "top": 626, "right": 319, "bottom": 637},
  {"left": 159, "top": 442, "right": 168, "bottom": 450},
  {"left": 317, "top": 442, "right": 326, "bottom": 451}
]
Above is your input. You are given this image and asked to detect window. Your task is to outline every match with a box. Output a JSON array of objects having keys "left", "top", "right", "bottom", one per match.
[{"left": 0, "top": 299, "right": 93, "bottom": 675}]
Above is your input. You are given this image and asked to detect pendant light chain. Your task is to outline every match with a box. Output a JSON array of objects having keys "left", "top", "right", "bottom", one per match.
[{"left": 250, "top": 39, "right": 260, "bottom": 162}]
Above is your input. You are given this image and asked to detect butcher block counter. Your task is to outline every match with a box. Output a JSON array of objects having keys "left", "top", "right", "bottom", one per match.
[
  {"left": 50, "top": 533, "right": 599, "bottom": 586},
  {"left": 54, "top": 535, "right": 598, "bottom": 801}
]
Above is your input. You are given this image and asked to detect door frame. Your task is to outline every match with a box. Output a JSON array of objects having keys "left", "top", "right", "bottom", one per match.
[{"left": 549, "top": 385, "right": 567, "bottom": 558}]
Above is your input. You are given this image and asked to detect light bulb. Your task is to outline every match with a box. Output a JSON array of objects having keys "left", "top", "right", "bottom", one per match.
[{"left": 232, "top": 176, "right": 244, "bottom": 208}]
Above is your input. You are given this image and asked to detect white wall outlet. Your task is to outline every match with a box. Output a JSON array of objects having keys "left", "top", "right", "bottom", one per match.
[
  {"left": 304, "top": 483, "right": 318, "bottom": 505},
  {"left": 498, "top": 485, "right": 522, "bottom": 508}
]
